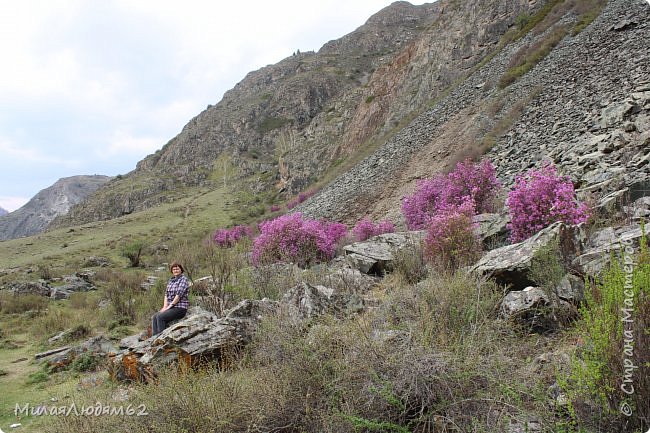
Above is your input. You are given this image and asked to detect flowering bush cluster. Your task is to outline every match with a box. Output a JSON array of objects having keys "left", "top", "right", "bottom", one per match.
[
  {"left": 286, "top": 190, "right": 317, "bottom": 210},
  {"left": 251, "top": 213, "right": 347, "bottom": 267},
  {"left": 269, "top": 205, "right": 281, "bottom": 213},
  {"left": 423, "top": 199, "right": 482, "bottom": 270},
  {"left": 213, "top": 225, "right": 254, "bottom": 248},
  {"left": 351, "top": 218, "right": 395, "bottom": 241},
  {"left": 402, "top": 159, "right": 501, "bottom": 230},
  {"left": 506, "top": 163, "right": 590, "bottom": 242}
]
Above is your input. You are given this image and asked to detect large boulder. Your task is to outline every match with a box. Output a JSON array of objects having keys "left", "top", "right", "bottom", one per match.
[
  {"left": 500, "top": 286, "right": 574, "bottom": 333},
  {"left": 58, "top": 274, "right": 95, "bottom": 292},
  {"left": 8, "top": 280, "right": 51, "bottom": 297},
  {"left": 470, "top": 222, "right": 584, "bottom": 291},
  {"left": 343, "top": 231, "right": 425, "bottom": 274},
  {"left": 473, "top": 212, "right": 510, "bottom": 250},
  {"left": 572, "top": 222, "right": 649, "bottom": 277},
  {"left": 282, "top": 282, "right": 364, "bottom": 319},
  {"left": 318, "top": 257, "right": 381, "bottom": 292},
  {"left": 110, "top": 302, "right": 278, "bottom": 383}
]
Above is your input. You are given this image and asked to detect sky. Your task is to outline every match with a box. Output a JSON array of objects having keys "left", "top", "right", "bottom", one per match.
[{"left": 0, "top": 0, "right": 430, "bottom": 212}]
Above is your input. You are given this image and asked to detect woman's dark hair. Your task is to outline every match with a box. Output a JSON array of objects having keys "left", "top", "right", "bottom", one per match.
[{"left": 169, "top": 262, "right": 184, "bottom": 273}]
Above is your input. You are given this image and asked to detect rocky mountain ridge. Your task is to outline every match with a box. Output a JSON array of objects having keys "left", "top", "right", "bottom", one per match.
[
  {"left": 46, "top": 0, "right": 650, "bottom": 235},
  {"left": 0, "top": 175, "right": 111, "bottom": 241},
  {"left": 54, "top": 0, "right": 543, "bottom": 227},
  {"left": 299, "top": 0, "right": 650, "bottom": 223},
  {"left": 0, "top": 207, "right": 7, "bottom": 217}
]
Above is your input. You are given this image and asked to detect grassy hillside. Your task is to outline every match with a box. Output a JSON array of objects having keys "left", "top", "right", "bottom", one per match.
[{"left": 0, "top": 186, "right": 232, "bottom": 275}]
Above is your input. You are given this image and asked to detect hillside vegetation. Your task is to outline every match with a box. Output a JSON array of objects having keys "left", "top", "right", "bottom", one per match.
[{"left": 1, "top": 0, "right": 649, "bottom": 432}]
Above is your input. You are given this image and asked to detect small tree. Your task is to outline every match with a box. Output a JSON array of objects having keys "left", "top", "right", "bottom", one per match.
[
  {"left": 202, "top": 236, "right": 249, "bottom": 314},
  {"left": 506, "top": 163, "right": 589, "bottom": 242},
  {"left": 121, "top": 240, "right": 144, "bottom": 268}
]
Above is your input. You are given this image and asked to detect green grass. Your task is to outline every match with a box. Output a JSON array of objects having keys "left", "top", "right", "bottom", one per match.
[
  {"left": 0, "top": 186, "right": 232, "bottom": 273},
  {"left": 0, "top": 331, "right": 79, "bottom": 432}
]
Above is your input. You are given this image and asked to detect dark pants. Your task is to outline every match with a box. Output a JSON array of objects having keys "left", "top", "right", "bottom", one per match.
[{"left": 151, "top": 307, "right": 187, "bottom": 335}]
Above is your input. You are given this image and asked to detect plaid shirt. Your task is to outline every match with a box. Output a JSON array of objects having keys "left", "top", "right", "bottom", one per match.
[{"left": 166, "top": 274, "right": 190, "bottom": 310}]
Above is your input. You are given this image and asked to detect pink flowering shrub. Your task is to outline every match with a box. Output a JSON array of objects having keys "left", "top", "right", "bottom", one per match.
[
  {"left": 352, "top": 218, "right": 396, "bottom": 241},
  {"left": 270, "top": 205, "right": 281, "bottom": 212},
  {"left": 402, "top": 159, "right": 501, "bottom": 230},
  {"left": 423, "top": 200, "right": 482, "bottom": 270},
  {"left": 506, "top": 163, "right": 590, "bottom": 242},
  {"left": 251, "top": 213, "right": 347, "bottom": 267},
  {"left": 213, "top": 225, "right": 254, "bottom": 248},
  {"left": 286, "top": 189, "right": 318, "bottom": 210}
]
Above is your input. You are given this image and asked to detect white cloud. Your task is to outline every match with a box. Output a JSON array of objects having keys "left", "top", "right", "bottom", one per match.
[
  {"left": 102, "top": 130, "right": 163, "bottom": 158},
  {"left": 0, "top": 0, "right": 430, "bottom": 202},
  {"left": 0, "top": 196, "right": 29, "bottom": 213},
  {"left": 0, "top": 138, "right": 79, "bottom": 166}
]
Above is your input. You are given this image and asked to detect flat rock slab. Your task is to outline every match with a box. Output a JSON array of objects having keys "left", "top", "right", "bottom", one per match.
[
  {"left": 470, "top": 222, "right": 583, "bottom": 291},
  {"left": 343, "top": 231, "right": 425, "bottom": 275}
]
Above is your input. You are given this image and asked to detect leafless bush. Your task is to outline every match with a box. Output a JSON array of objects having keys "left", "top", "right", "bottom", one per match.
[
  {"left": 0, "top": 292, "right": 48, "bottom": 314},
  {"left": 100, "top": 269, "right": 151, "bottom": 326},
  {"left": 390, "top": 239, "right": 428, "bottom": 285}
]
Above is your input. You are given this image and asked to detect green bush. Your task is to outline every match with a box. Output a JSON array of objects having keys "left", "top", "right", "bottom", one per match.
[
  {"left": 121, "top": 240, "right": 145, "bottom": 267},
  {"left": 26, "top": 363, "right": 52, "bottom": 385},
  {"left": 70, "top": 353, "right": 101, "bottom": 372},
  {"left": 499, "top": 25, "right": 569, "bottom": 89},
  {"left": 563, "top": 230, "right": 649, "bottom": 432},
  {"left": 257, "top": 116, "right": 292, "bottom": 134}
]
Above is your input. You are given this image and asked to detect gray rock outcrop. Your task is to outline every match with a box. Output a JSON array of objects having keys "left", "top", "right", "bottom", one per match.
[
  {"left": 572, "top": 222, "right": 649, "bottom": 276},
  {"left": 0, "top": 175, "right": 111, "bottom": 240},
  {"left": 470, "top": 222, "right": 583, "bottom": 291},
  {"left": 500, "top": 286, "right": 575, "bottom": 332},
  {"left": 343, "top": 231, "right": 425, "bottom": 274}
]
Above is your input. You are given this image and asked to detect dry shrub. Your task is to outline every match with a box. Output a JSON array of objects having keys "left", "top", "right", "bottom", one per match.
[
  {"left": 44, "top": 366, "right": 264, "bottom": 432},
  {"left": 68, "top": 291, "right": 96, "bottom": 311},
  {"left": 30, "top": 308, "right": 73, "bottom": 338},
  {"left": 382, "top": 271, "right": 502, "bottom": 348},
  {"left": 0, "top": 292, "right": 48, "bottom": 314},
  {"left": 199, "top": 237, "right": 252, "bottom": 314},
  {"left": 99, "top": 269, "right": 160, "bottom": 327},
  {"left": 167, "top": 237, "right": 203, "bottom": 282},
  {"left": 246, "top": 262, "right": 302, "bottom": 300},
  {"left": 390, "top": 239, "right": 428, "bottom": 285}
]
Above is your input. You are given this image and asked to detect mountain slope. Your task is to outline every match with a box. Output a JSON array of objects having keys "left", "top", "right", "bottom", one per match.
[
  {"left": 53, "top": 0, "right": 539, "bottom": 227},
  {"left": 299, "top": 0, "right": 649, "bottom": 223},
  {"left": 53, "top": 0, "right": 648, "bottom": 233},
  {"left": 0, "top": 175, "right": 111, "bottom": 241}
]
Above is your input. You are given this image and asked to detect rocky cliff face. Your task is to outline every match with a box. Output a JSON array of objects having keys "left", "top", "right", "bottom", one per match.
[
  {"left": 0, "top": 207, "right": 7, "bottom": 217},
  {"left": 0, "top": 175, "right": 111, "bottom": 240},
  {"left": 55, "top": 0, "right": 649, "bottom": 230},
  {"left": 56, "top": 0, "right": 540, "bottom": 226},
  {"left": 299, "top": 0, "right": 650, "bottom": 224}
]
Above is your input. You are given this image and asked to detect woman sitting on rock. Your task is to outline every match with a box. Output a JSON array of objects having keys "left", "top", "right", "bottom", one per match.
[{"left": 151, "top": 262, "right": 190, "bottom": 335}]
